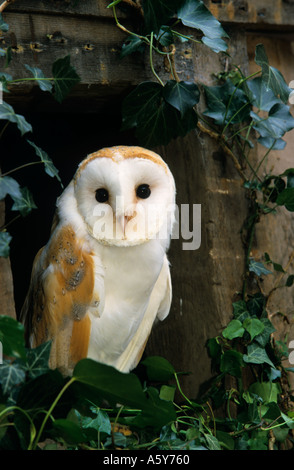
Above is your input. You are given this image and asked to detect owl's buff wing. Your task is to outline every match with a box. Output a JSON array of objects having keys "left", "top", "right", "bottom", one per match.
[{"left": 20, "top": 223, "right": 101, "bottom": 375}]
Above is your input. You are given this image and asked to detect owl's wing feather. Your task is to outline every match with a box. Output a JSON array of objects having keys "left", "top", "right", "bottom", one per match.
[
  {"left": 20, "top": 223, "right": 101, "bottom": 375},
  {"left": 115, "top": 255, "right": 172, "bottom": 372}
]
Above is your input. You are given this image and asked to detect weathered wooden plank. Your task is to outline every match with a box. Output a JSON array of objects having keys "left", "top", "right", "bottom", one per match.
[
  {"left": 5, "top": 0, "right": 294, "bottom": 27},
  {"left": 207, "top": 0, "right": 294, "bottom": 28},
  {"left": 0, "top": 199, "right": 16, "bottom": 319}
]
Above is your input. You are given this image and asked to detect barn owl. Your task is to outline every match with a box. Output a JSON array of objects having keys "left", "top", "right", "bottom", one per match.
[{"left": 20, "top": 146, "right": 176, "bottom": 376}]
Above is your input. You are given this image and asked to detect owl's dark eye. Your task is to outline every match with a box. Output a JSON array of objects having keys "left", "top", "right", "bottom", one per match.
[
  {"left": 136, "top": 184, "right": 151, "bottom": 199},
  {"left": 95, "top": 188, "right": 109, "bottom": 203}
]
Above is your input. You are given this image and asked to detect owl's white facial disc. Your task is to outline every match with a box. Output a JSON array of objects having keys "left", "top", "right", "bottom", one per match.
[{"left": 73, "top": 147, "right": 176, "bottom": 247}]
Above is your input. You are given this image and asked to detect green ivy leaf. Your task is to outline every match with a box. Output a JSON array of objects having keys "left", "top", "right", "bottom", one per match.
[
  {"left": 249, "top": 381, "right": 281, "bottom": 404},
  {"left": 220, "top": 350, "right": 244, "bottom": 378},
  {"left": 25, "top": 341, "right": 51, "bottom": 379},
  {"left": 243, "top": 343, "right": 275, "bottom": 368},
  {"left": 121, "top": 81, "right": 198, "bottom": 146},
  {"left": 52, "top": 419, "right": 87, "bottom": 445},
  {"left": 24, "top": 64, "right": 53, "bottom": 93},
  {"left": 142, "top": 356, "right": 175, "bottom": 382},
  {"left": 254, "top": 318, "right": 275, "bottom": 348},
  {"left": 255, "top": 44, "right": 291, "bottom": 103},
  {"left": 249, "top": 258, "right": 272, "bottom": 276},
  {"left": 247, "top": 77, "right": 282, "bottom": 112},
  {"left": 250, "top": 103, "right": 294, "bottom": 141},
  {"left": 177, "top": 0, "right": 228, "bottom": 52},
  {"left": 0, "top": 316, "right": 26, "bottom": 360},
  {"left": 11, "top": 186, "right": 37, "bottom": 216},
  {"left": 52, "top": 55, "right": 80, "bottom": 103},
  {"left": 73, "top": 359, "right": 176, "bottom": 429},
  {"left": 286, "top": 274, "right": 294, "bottom": 287},
  {"left": 276, "top": 187, "right": 294, "bottom": 212},
  {"left": 0, "top": 231, "right": 12, "bottom": 257},
  {"left": 257, "top": 136, "right": 286, "bottom": 151},
  {"left": 0, "top": 13, "right": 9, "bottom": 32},
  {"left": 203, "top": 80, "right": 250, "bottom": 126},
  {"left": 27, "top": 140, "right": 63, "bottom": 186},
  {"left": 222, "top": 319, "right": 245, "bottom": 340},
  {"left": 163, "top": 80, "right": 200, "bottom": 117},
  {"left": 201, "top": 36, "right": 228, "bottom": 53},
  {"left": 0, "top": 176, "right": 22, "bottom": 200},
  {"left": 120, "top": 36, "right": 146, "bottom": 58},
  {"left": 0, "top": 102, "right": 32, "bottom": 135},
  {"left": 232, "top": 300, "right": 249, "bottom": 321},
  {"left": 243, "top": 318, "right": 265, "bottom": 342},
  {"left": 0, "top": 360, "right": 26, "bottom": 395},
  {"left": 142, "top": 0, "right": 183, "bottom": 34}
]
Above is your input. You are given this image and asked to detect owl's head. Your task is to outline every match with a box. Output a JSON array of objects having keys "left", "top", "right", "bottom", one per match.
[{"left": 71, "top": 146, "right": 176, "bottom": 247}]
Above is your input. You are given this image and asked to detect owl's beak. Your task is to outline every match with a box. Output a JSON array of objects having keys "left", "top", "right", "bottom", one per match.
[{"left": 116, "top": 213, "right": 135, "bottom": 236}]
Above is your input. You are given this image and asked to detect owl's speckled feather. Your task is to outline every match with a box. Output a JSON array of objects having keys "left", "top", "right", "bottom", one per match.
[{"left": 21, "top": 146, "right": 175, "bottom": 375}]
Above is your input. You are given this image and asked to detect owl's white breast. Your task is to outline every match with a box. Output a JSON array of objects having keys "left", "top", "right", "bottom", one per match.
[{"left": 87, "top": 238, "right": 166, "bottom": 367}]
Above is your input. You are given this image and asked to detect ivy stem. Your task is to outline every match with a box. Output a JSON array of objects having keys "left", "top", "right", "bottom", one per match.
[
  {"left": 0, "top": 405, "right": 36, "bottom": 449},
  {"left": 32, "top": 376, "right": 76, "bottom": 450},
  {"left": 0, "top": 213, "right": 21, "bottom": 231},
  {"left": 174, "top": 372, "right": 193, "bottom": 406},
  {"left": 149, "top": 32, "right": 164, "bottom": 86},
  {"left": 1, "top": 160, "right": 43, "bottom": 177},
  {"left": 242, "top": 205, "right": 259, "bottom": 300}
]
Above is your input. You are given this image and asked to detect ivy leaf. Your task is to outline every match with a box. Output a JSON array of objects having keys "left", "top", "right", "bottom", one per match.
[
  {"left": 254, "top": 318, "right": 275, "bottom": 348},
  {"left": 0, "top": 101, "right": 32, "bottom": 135},
  {"left": 0, "top": 360, "right": 26, "bottom": 396},
  {"left": 156, "top": 26, "right": 175, "bottom": 47},
  {"left": 177, "top": 0, "right": 228, "bottom": 52},
  {"left": 0, "top": 13, "right": 9, "bottom": 32},
  {"left": 0, "top": 316, "right": 26, "bottom": 360},
  {"left": 121, "top": 81, "right": 197, "bottom": 147},
  {"left": 249, "top": 258, "right": 272, "bottom": 276},
  {"left": 142, "top": 356, "right": 175, "bottom": 382},
  {"left": 0, "top": 176, "right": 22, "bottom": 200},
  {"left": 243, "top": 318, "right": 265, "bottom": 342},
  {"left": 24, "top": 64, "right": 53, "bottom": 93},
  {"left": 120, "top": 36, "right": 146, "bottom": 58},
  {"left": 220, "top": 350, "right": 244, "bottom": 378},
  {"left": 257, "top": 136, "right": 286, "bottom": 151},
  {"left": 52, "top": 55, "right": 80, "bottom": 103},
  {"left": 250, "top": 103, "right": 294, "bottom": 141},
  {"left": 142, "top": 0, "right": 183, "bottom": 34},
  {"left": 201, "top": 36, "right": 228, "bottom": 54},
  {"left": 163, "top": 80, "right": 200, "bottom": 117},
  {"left": 249, "top": 381, "right": 281, "bottom": 404},
  {"left": 222, "top": 319, "right": 245, "bottom": 340},
  {"left": 286, "top": 274, "right": 294, "bottom": 287},
  {"left": 247, "top": 77, "right": 282, "bottom": 112},
  {"left": 203, "top": 80, "right": 250, "bottom": 126},
  {"left": 276, "top": 187, "right": 294, "bottom": 212},
  {"left": 25, "top": 341, "right": 51, "bottom": 379},
  {"left": 255, "top": 44, "right": 291, "bottom": 103},
  {"left": 0, "top": 231, "right": 12, "bottom": 257},
  {"left": 11, "top": 186, "right": 37, "bottom": 216},
  {"left": 243, "top": 343, "right": 275, "bottom": 368},
  {"left": 27, "top": 140, "right": 63, "bottom": 186}
]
